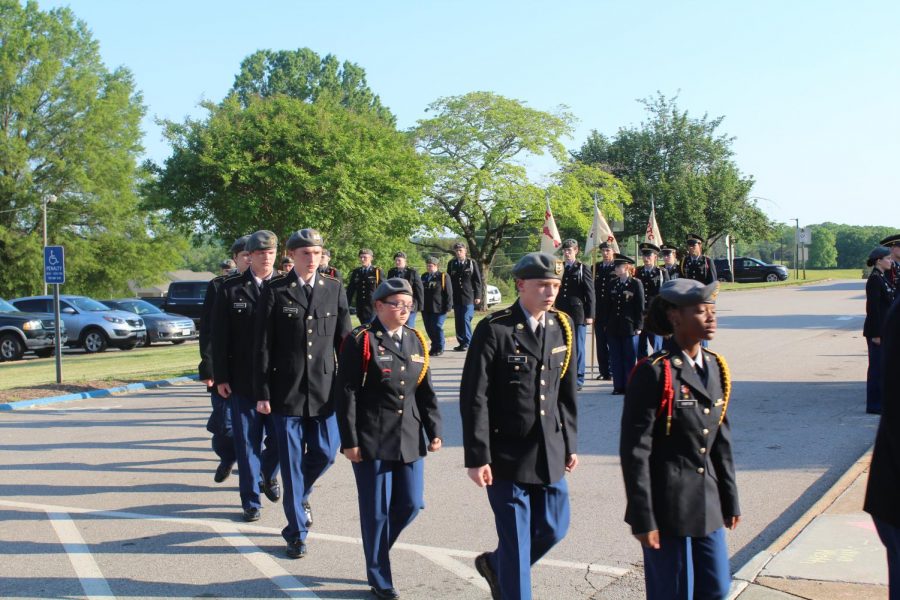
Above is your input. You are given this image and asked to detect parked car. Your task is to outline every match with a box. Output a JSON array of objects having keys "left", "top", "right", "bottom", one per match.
[
  {"left": 11, "top": 295, "right": 146, "bottom": 353},
  {"left": 101, "top": 299, "right": 197, "bottom": 346},
  {"left": 140, "top": 296, "right": 167, "bottom": 309},
  {"left": 160, "top": 280, "right": 212, "bottom": 327},
  {"left": 0, "top": 298, "right": 67, "bottom": 361},
  {"left": 713, "top": 257, "right": 790, "bottom": 283},
  {"left": 485, "top": 285, "right": 502, "bottom": 307}
]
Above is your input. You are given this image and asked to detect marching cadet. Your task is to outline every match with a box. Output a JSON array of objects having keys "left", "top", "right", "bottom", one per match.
[
  {"left": 679, "top": 234, "right": 717, "bottom": 284},
  {"left": 347, "top": 248, "right": 383, "bottom": 324},
  {"left": 336, "top": 278, "right": 443, "bottom": 600},
  {"left": 593, "top": 242, "right": 617, "bottom": 380},
  {"left": 605, "top": 254, "right": 645, "bottom": 395},
  {"left": 460, "top": 252, "right": 578, "bottom": 600},
  {"left": 318, "top": 248, "right": 342, "bottom": 282},
  {"left": 864, "top": 246, "right": 896, "bottom": 415},
  {"left": 880, "top": 234, "right": 900, "bottom": 286},
  {"left": 280, "top": 255, "right": 294, "bottom": 271},
  {"left": 213, "top": 230, "right": 282, "bottom": 522},
  {"left": 420, "top": 256, "right": 453, "bottom": 356},
  {"left": 254, "top": 229, "right": 351, "bottom": 558},
  {"left": 200, "top": 235, "right": 249, "bottom": 483},
  {"left": 447, "top": 242, "right": 483, "bottom": 351},
  {"left": 660, "top": 245, "right": 680, "bottom": 280},
  {"left": 636, "top": 242, "right": 669, "bottom": 359},
  {"left": 620, "top": 278, "right": 740, "bottom": 600},
  {"left": 387, "top": 251, "right": 425, "bottom": 328},
  {"left": 555, "top": 239, "right": 595, "bottom": 390},
  {"left": 219, "top": 259, "right": 237, "bottom": 276}
]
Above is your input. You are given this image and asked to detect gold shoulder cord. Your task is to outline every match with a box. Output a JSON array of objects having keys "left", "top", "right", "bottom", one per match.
[
  {"left": 555, "top": 310, "right": 573, "bottom": 378},
  {"left": 411, "top": 327, "right": 429, "bottom": 386},
  {"left": 706, "top": 349, "right": 731, "bottom": 424}
]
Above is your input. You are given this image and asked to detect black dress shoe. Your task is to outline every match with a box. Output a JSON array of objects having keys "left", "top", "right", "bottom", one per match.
[
  {"left": 577, "top": 385, "right": 583, "bottom": 392},
  {"left": 430, "top": 350, "right": 443, "bottom": 356},
  {"left": 302, "top": 501, "right": 313, "bottom": 527},
  {"left": 474, "top": 552, "right": 500, "bottom": 600},
  {"left": 370, "top": 587, "right": 400, "bottom": 599},
  {"left": 260, "top": 479, "right": 281, "bottom": 502},
  {"left": 611, "top": 388, "right": 624, "bottom": 395},
  {"left": 214, "top": 461, "right": 233, "bottom": 483},
  {"left": 453, "top": 345, "right": 469, "bottom": 351},
  {"left": 286, "top": 539, "right": 307, "bottom": 559},
  {"left": 242, "top": 508, "right": 261, "bottom": 522}
]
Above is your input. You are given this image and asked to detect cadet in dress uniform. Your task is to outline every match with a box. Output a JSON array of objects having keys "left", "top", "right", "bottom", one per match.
[
  {"left": 213, "top": 230, "right": 282, "bottom": 521},
  {"left": 387, "top": 251, "right": 425, "bottom": 328},
  {"left": 347, "top": 249, "right": 383, "bottom": 324},
  {"left": 318, "top": 248, "right": 342, "bottom": 282},
  {"left": 555, "top": 239, "right": 595, "bottom": 390},
  {"left": 280, "top": 255, "right": 294, "bottom": 271},
  {"left": 660, "top": 245, "right": 679, "bottom": 280},
  {"left": 448, "top": 242, "right": 483, "bottom": 351},
  {"left": 864, "top": 246, "right": 896, "bottom": 415},
  {"left": 220, "top": 259, "right": 237, "bottom": 275},
  {"left": 593, "top": 242, "right": 617, "bottom": 380},
  {"left": 461, "top": 252, "right": 578, "bottom": 600},
  {"left": 605, "top": 254, "right": 645, "bottom": 395},
  {"left": 420, "top": 256, "right": 453, "bottom": 356},
  {"left": 864, "top": 294, "right": 900, "bottom": 599},
  {"left": 254, "top": 229, "right": 352, "bottom": 558},
  {"left": 200, "top": 235, "right": 249, "bottom": 483},
  {"left": 620, "top": 278, "right": 740, "bottom": 600},
  {"left": 336, "top": 278, "right": 443, "bottom": 600},
  {"left": 679, "top": 234, "right": 717, "bottom": 284},
  {"left": 880, "top": 234, "right": 900, "bottom": 287},
  {"left": 637, "top": 243, "right": 669, "bottom": 359}
]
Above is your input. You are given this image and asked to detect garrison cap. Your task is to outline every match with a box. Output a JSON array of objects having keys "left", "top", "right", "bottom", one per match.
[
  {"left": 393, "top": 251, "right": 407, "bottom": 259},
  {"left": 512, "top": 252, "right": 564, "bottom": 280},
  {"left": 426, "top": 256, "right": 440, "bottom": 265},
  {"left": 358, "top": 248, "right": 374, "bottom": 257},
  {"left": 613, "top": 253, "right": 635, "bottom": 266},
  {"left": 867, "top": 246, "right": 891, "bottom": 266},
  {"left": 639, "top": 242, "right": 660, "bottom": 254},
  {"left": 452, "top": 242, "right": 466, "bottom": 250},
  {"left": 659, "top": 278, "right": 719, "bottom": 306},
  {"left": 373, "top": 277, "right": 413, "bottom": 302},
  {"left": 686, "top": 233, "right": 704, "bottom": 245},
  {"left": 230, "top": 235, "right": 251, "bottom": 255},
  {"left": 247, "top": 230, "right": 277, "bottom": 252},
  {"left": 561, "top": 238, "right": 578, "bottom": 249},
  {"left": 286, "top": 228, "right": 324, "bottom": 250},
  {"left": 220, "top": 259, "right": 236, "bottom": 270},
  {"left": 879, "top": 234, "right": 900, "bottom": 247}
]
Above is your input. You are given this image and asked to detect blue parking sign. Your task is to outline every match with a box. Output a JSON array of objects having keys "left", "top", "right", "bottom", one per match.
[{"left": 44, "top": 246, "right": 65, "bottom": 284}]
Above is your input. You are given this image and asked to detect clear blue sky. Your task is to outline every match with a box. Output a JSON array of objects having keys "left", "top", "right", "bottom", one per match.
[{"left": 43, "top": 0, "right": 900, "bottom": 228}]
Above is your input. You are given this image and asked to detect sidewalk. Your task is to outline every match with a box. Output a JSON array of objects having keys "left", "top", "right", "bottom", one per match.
[{"left": 731, "top": 451, "right": 889, "bottom": 599}]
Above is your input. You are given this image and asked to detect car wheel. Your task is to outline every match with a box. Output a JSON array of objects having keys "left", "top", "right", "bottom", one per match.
[
  {"left": 82, "top": 329, "right": 109, "bottom": 353},
  {"left": 34, "top": 348, "right": 55, "bottom": 358},
  {"left": 0, "top": 333, "right": 25, "bottom": 361},
  {"left": 718, "top": 276, "right": 729, "bottom": 283},
  {"left": 765, "top": 273, "right": 779, "bottom": 283},
  {"left": 171, "top": 340, "right": 186, "bottom": 345}
]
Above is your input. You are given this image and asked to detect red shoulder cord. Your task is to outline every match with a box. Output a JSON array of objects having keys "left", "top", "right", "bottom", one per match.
[
  {"left": 339, "top": 330, "right": 372, "bottom": 387},
  {"left": 628, "top": 357, "right": 675, "bottom": 436}
]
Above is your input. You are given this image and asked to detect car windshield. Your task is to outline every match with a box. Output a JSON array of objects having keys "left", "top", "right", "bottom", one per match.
[
  {"left": 115, "top": 300, "right": 162, "bottom": 315},
  {"left": 0, "top": 299, "right": 20, "bottom": 312},
  {"left": 69, "top": 297, "right": 112, "bottom": 312}
]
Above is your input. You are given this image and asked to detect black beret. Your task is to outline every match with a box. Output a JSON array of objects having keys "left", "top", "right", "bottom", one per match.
[
  {"left": 686, "top": 233, "right": 704, "bottom": 244},
  {"left": 867, "top": 246, "right": 891, "bottom": 267},
  {"left": 393, "top": 251, "right": 407, "bottom": 259},
  {"left": 639, "top": 242, "right": 660, "bottom": 254},
  {"left": 286, "top": 228, "right": 323, "bottom": 250},
  {"left": 879, "top": 234, "right": 900, "bottom": 248},
  {"left": 247, "top": 230, "right": 277, "bottom": 252},
  {"left": 373, "top": 277, "right": 413, "bottom": 302},
  {"left": 452, "top": 242, "right": 466, "bottom": 250},
  {"left": 561, "top": 238, "right": 578, "bottom": 249},
  {"left": 358, "top": 248, "right": 374, "bottom": 256},
  {"left": 613, "top": 253, "right": 635, "bottom": 266},
  {"left": 426, "top": 256, "right": 439, "bottom": 265},
  {"left": 230, "top": 235, "right": 250, "bottom": 255},
  {"left": 512, "top": 252, "right": 563, "bottom": 280},
  {"left": 659, "top": 279, "right": 719, "bottom": 306}
]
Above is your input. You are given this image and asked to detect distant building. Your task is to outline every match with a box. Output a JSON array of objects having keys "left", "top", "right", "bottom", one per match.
[{"left": 129, "top": 270, "right": 215, "bottom": 298}]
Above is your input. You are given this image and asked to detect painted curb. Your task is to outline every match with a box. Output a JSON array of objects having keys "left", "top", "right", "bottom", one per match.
[{"left": 0, "top": 374, "right": 201, "bottom": 411}]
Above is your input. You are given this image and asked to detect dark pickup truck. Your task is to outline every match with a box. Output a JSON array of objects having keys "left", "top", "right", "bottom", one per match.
[
  {"left": 158, "top": 280, "right": 212, "bottom": 327},
  {"left": 714, "top": 257, "right": 789, "bottom": 283}
]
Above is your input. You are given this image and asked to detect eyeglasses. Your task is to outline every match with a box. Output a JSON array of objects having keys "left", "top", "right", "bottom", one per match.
[{"left": 382, "top": 300, "right": 413, "bottom": 311}]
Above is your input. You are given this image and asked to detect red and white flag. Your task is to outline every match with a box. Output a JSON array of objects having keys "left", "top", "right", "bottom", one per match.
[
  {"left": 541, "top": 200, "right": 562, "bottom": 254},
  {"left": 584, "top": 198, "right": 619, "bottom": 254},
  {"left": 644, "top": 200, "right": 663, "bottom": 247}
]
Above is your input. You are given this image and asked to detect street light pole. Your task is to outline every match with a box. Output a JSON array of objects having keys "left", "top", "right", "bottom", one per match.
[
  {"left": 792, "top": 218, "right": 800, "bottom": 280},
  {"left": 42, "top": 194, "right": 57, "bottom": 295}
]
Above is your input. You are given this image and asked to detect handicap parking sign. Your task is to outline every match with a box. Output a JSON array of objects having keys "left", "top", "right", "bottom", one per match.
[{"left": 44, "top": 246, "right": 65, "bottom": 284}]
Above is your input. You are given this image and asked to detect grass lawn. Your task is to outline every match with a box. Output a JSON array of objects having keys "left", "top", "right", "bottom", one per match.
[{"left": 720, "top": 268, "right": 863, "bottom": 291}]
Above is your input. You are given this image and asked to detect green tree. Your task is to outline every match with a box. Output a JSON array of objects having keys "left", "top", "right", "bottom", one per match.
[
  {"left": 573, "top": 93, "right": 772, "bottom": 251},
  {"left": 0, "top": 0, "right": 184, "bottom": 298},
  {"left": 231, "top": 48, "right": 395, "bottom": 125},
  {"left": 144, "top": 95, "right": 425, "bottom": 268},
  {"left": 808, "top": 227, "right": 837, "bottom": 268}
]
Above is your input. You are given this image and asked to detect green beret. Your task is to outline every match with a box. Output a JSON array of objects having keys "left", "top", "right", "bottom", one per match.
[
  {"left": 561, "top": 238, "right": 578, "bottom": 249},
  {"left": 359, "top": 248, "right": 374, "bottom": 257},
  {"left": 393, "top": 251, "right": 407, "bottom": 259},
  {"left": 426, "top": 256, "right": 439, "bottom": 265},
  {"left": 513, "top": 252, "right": 563, "bottom": 280},
  {"left": 659, "top": 279, "right": 719, "bottom": 306},
  {"left": 230, "top": 235, "right": 250, "bottom": 255},
  {"left": 286, "top": 228, "right": 323, "bottom": 250},
  {"left": 373, "top": 277, "right": 413, "bottom": 302},
  {"left": 247, "top": 230, "right": 277, "bottom": 252}
]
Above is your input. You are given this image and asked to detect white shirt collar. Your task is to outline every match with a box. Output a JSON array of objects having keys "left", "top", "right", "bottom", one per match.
[
  {"left": 518, "top": 300, "right": 545, "bottom": 333},
  {"left": 299, "top": 271, "right": 317, "bottom": 287},
  {"left": 252, "top": 270, "right": 274, "bottom": 286},
  {"left": 682, "top": 349, "right": 705, "bottom": 371},
  {"left": 387, "top": 327, "right": 403, "bottom": 341}
]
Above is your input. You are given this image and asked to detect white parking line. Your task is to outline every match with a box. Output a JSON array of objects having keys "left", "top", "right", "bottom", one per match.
[{"left": 46, "top": 511, "right": 115, "bottom": 599}]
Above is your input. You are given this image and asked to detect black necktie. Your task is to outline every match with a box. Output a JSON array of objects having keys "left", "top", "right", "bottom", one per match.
[
  {"left": 392, "top": 333, "right": 401, "bottom": 346},
  {"left": 695, "top": 362, "right": 707, "bottom": 385},
  {"left": 304, "top": 284, "right": 312, "bottom": 301}
]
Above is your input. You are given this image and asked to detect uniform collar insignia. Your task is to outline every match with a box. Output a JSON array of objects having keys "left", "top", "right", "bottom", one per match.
[
  {"left": 516, "top": 323, "right": 524, "bottom": 330},
  {"left": 672, "top": 357, "right": 683, "bottom": 367}
]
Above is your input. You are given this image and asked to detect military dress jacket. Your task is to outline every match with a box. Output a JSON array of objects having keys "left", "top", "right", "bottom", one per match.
[
  {"left": 620, "top": 341, "right": 741, "bottom": 537},
  {"left": 555, "top": 261, "right": 595, "bottom": 325},
  {"left": 447, "top": 257, "right": 483, "bottom": 305},
  {"left": 253, "top": 270, "right": 351, "bottom": 417},
  {"left": 593, "top": 262, "right": 617, "bottom": 323},
  {"left": 387, "top": 266, "right": 425, "bottom": 312},
  {"left": 637, "top": 266, "right": 670, "bottom": 307},
  {"left": 420, "top": 270, "right": 453, "bottom": 314},
  {"left": 346, "top": 266, "right": 383, "bottom": 311},
  {"left": 864, "top": 298, "right": 900, "bottom": 527},
  {"left": 318, "top": 265, "right": 342, "bottom": 283},
  {"left": 604, "top": 277, "right": 645, "bottom": 336},
  {"left": 335, "top": 319, "right": 442, "bottom": 463},
  {"left": 679, "top": 255, "right": 717, "bottom": 284},
  {"left": 664, "top": 265, "right": 680, "bottom": 281},
  {"left": 459, "top": 301, "right": 578, "bottom": 485},
  {"left": 863, "top": 270, "right": 896, "bottom": 339},
  {"left": 198, "top": 273, "right": 227, "bottom": 382}
]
